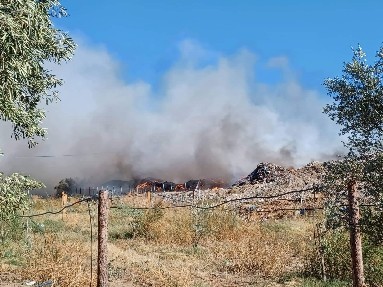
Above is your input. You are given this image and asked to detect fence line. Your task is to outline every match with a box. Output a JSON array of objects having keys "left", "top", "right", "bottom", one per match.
[
  {"left": 11, "top": 187, "right": 383, "bottom": 287},
  {"left": 18, "top": 187, "right": 382, "bottom": 218},
  {"left": 19, "top": 197, "right": 92, "bottom": 218}
]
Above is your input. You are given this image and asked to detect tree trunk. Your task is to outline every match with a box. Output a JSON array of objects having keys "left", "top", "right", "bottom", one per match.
[{"left": 347, "top": 181, "right": 365, "bottom": 287}]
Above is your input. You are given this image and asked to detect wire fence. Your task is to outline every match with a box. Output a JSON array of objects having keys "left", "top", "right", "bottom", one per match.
[
  {"left": 11, "top": 187, "right": 383, "bottom": 287},
  {"left": 19, "top": 186, "right": 382, "bottom": 218}
]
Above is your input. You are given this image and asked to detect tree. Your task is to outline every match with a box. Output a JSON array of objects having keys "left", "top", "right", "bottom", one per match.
[
  {"left": 0, "top": 172, "right": 43, "bottom": 241},
  {"left": 324, "top": 45, "right": 383, "bottom": 232},
  {"left": 0, "top": 0, "right": 76, "bottom": 147},
  {"left": 54, "top": 177, "right": 78, "bottom": 197},
  {"left": 324, "top": 45, "right": 383, "bottom": 156},
  {"left": 323, "top": 45, "right": 383, "bottom": 287},
  {"left": 0, "top": 0, "right": 75, "bottom": 235}
]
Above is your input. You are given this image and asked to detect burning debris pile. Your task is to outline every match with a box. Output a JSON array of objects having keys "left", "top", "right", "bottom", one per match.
[
  {"left": 134, "top": 178, "right": 229, "bottom": 193},
  {"left": 56, "top": 161, "right": 325, "bottom": 218},
  {"left": 55, "top": 176, "right": 230, "bottom": 196},
  {"left": 55, "top": 161, "right": 329, "bottom": 220},
  {"left": 153, "top": 161, "right": 326, "bottom": 211},
  {"left": 167, "top": 161, "right": 322, "bottom": 220}
]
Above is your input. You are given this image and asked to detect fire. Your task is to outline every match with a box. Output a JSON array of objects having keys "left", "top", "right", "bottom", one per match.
[
  {"left": 175, "top": 184, "right": 186, "bottom": 191},
  {"left": 136, "top": 180, "right": 164, "bottom": 193},
  {"left": 136, "top": 182, "right": 153, "bottom": 193}
]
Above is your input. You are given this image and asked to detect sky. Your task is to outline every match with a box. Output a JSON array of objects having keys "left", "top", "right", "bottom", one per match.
[
  {"left": 59, "top": 0, "right": 383, "bottom": 91},
  {"left": 2, "top": 1, "right": 383, "bottom": 191}
]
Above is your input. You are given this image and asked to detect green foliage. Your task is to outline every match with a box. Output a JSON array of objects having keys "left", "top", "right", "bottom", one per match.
[
  {"left": 191, "top": 208, "right": 211, "bottom": 247},
  {"left": 128, "top": 206, "right": 164, "bottom": 239},
  {"left": 0, "top": 0, "right": 75, "bottom": 241},
  {"left": 363, "top": 241, "right": 383, "bottom": 285},
  {"left": 323, "top": 44, "right": 383, "bottom": 244},
  {"left": 0, "top": 172, "right": 44, "bottom": 241},
  {"left": 39, "top": 218, "right": 65, "bottom": 233},
  {"left": 324, "top": 45, "right": 383, "bottom": 155},
  {"left": 360, "top": 207, "right": 383, "bottom": 245},
  {"left": 322, "top": 154, "right": 383, "bottom": 244},
  {"left": 0, "top": 172, "right": 44, "bottom": 221},
  {"left": 300, "top": 278, "right": 349, "bottom": 287},
  {"left": 0, "top": 0, "right": 76, "bottom": 147},
  {"left": 110, "top": 204, "right": 164, "bottom": 240},
  {"left": 305, "top": 229, "right": 351, "bottom": 281},
  {"left": 321, "top": 159, "right": 361, "bottom": 230},
  {"left": 304, "top": 229, "right": 383, "bottom": 285}
]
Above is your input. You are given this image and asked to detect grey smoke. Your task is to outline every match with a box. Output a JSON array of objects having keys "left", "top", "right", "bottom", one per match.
[{"left": 0, "top": 40, "right": 344, "bottom": 191}]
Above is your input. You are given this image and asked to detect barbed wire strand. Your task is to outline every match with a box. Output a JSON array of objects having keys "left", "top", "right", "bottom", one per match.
[
  {"left": 18, "top": 188, "right": 382, "bottom": 218},
  {"left": 19, "top": 197, "right": 92, "bottom": 218},
  {"left": 110, "top": 187, "right": 315, "bottom": 210}
]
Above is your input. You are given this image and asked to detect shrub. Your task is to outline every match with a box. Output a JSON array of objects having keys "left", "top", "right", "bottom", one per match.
[
  {"left": 300, "top": 278, "right": 349, "bottom": 287},
  {"left": 0, "top": 173, "right": 44, "bottom": 242},
  {"left": 304, "top": 228, "right": 383, "bottom": 286},
  {"left": 110, "top": 203, "right": 164, "bottom": 240}
]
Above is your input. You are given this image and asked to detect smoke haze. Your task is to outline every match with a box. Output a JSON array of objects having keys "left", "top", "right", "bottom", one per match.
[{"left": 0, "top": 39, "right": 344, "bottom": 191}]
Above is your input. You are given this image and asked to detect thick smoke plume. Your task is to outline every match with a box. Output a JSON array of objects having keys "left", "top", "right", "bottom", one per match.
[{"left": 0, "top": 40, "right": 343, "bottom": 191}]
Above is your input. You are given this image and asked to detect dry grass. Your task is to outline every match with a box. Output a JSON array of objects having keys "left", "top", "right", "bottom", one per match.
[
  {"left": 0, "top": 194, "right": 316, "bottom": 287},
  {"left": 23, "top": 233, "right": 94, "bottom": 286}
]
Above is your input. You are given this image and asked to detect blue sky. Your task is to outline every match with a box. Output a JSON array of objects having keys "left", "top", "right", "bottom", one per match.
[{"left": 60, "top": 0, "right": 383, "bottom": 93}]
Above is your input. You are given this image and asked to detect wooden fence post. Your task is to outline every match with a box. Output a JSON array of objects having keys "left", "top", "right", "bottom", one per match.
[
  {"left": 147, "top": 191, "right": 151, "bottom": 207},
  {"left": 61, "top": 192, "right": 68, "bottom": 221},
  {"left": 315, "top": 223, "right": 326, "bottom": 282},
  {"left": 98, "top": 190, "right": 109, "bottom": 287},
  {"left": 347, "top": 181, "right": 365, "bottom": 287}
]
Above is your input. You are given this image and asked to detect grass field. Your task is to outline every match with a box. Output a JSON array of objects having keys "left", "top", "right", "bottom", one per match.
[{"left": 0, "top": 193, "right": 353, "bottom": 287}]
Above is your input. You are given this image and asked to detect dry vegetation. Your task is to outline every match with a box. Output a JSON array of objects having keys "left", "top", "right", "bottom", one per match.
[{"left": 0, "top": 193, "right": 337, "bottom": 287}]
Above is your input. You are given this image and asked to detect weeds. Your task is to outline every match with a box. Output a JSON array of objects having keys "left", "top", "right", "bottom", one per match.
[
  {"left": 1, "top": 195, "right": 383, "bottom": 286},
  {"left": 304, "top": 228, "right": 383, "bottom": 286},
  {"left": 300, "top": 278, "right": 349, "bottom": 287}
]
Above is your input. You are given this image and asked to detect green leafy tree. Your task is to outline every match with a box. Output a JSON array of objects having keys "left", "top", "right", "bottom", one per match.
[
  {"left": 323, "top": 45, "right": 383, "bottom": 234},
  {"left": 322, "top": 45, "right": 383, "bottom": 286},
  {"left": 324, "top": 45, "right": 383, "bottom": 156},
  {"left": 0, "top": 172, "right": 44, "bottom": 241},
  {"left": 1, "top": 0, "right": 76, "bottom": 147},
  {"left": 0, "top": 0, "right": 75, "bottom": 234}
]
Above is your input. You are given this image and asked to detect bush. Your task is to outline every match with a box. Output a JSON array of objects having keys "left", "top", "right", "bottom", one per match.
[
  {"left": 110, "top": 203, "right": 164, "bottom": 240},
  {"left": 360, "top": 207, "right": 383, "bottom": 245},
  {"left": 304, "top": 228, "right": 383, "bottom": 286},
  {"left": 300, "top": 278, "right": 349, "bottom": 287},
  {"left": 363, "top": 241, "right": 383, "bottom": 286},
  {"left": 0, "top": 173, "right": 44, "bottom": 242}
]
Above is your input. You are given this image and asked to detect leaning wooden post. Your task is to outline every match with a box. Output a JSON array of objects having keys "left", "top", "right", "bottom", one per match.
[
  {"left": 147, "top": 191, "right": 151, "bottom": 207},
  {"left": 97, "top": 190, "right": 109, "bottom": 287},
  {"left": 347, "top": 180, "right": 365, "bottom": 287},
  {"left": 61, "top": 192, "right": 68, "bottom": 221}
]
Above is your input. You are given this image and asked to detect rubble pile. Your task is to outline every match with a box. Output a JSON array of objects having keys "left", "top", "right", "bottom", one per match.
[
  {"left": 156, "top": 188, "right": 228, "bottom": 206},
  {"left": 154, "top": 161, "right": 327, "bottom": 220},
  {"left": 233, "top": 162, "right": 290, "bottom": 186},
  {"left": 232, "top": 161, "right": 325, "bottom": 196}
]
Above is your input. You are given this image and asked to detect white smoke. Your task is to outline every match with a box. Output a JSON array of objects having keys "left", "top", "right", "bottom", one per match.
[{"left": 0, "top": 39, "right": 343, "bottom": 191}]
